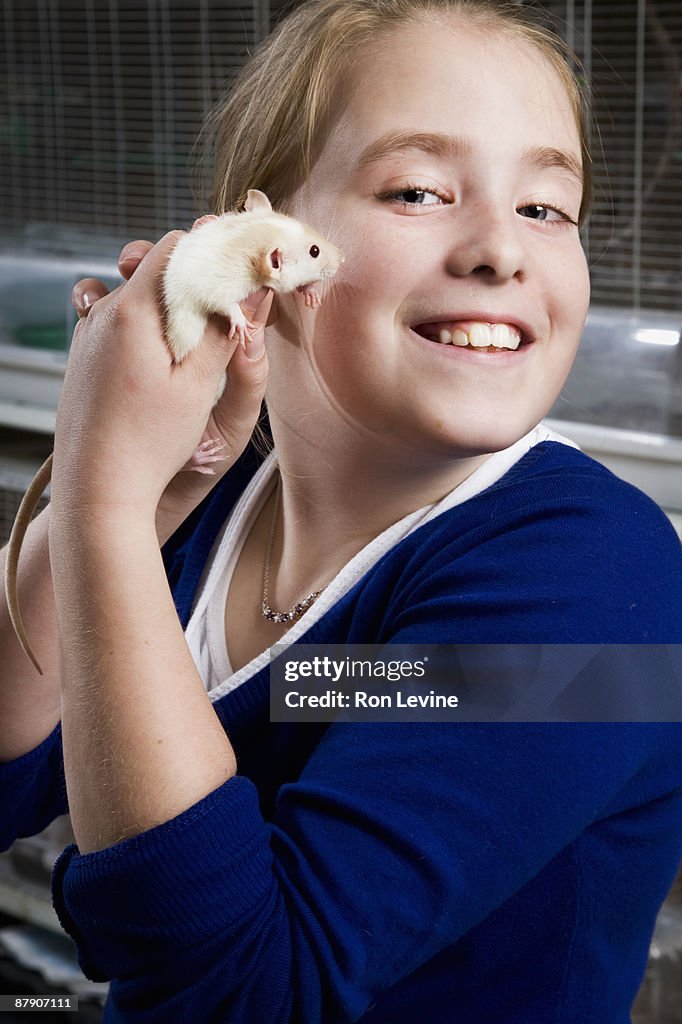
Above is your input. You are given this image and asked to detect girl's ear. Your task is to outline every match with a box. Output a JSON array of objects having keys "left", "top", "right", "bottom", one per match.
[
  {"left": 245, "top": 190, "right": 273, "bottom": 214},
  {"left": 258, "top": 247, "right": 283, "bottom": 280}
]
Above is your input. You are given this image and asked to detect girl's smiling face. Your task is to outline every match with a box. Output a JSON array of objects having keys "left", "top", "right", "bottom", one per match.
[{"left": 274, "top": 15, "right": 591, "bottom": 461}]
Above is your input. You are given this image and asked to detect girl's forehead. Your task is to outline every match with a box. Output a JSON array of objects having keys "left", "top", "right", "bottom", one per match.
[{"left": 331, "top": 18, "right": 579, "bottom": 156}]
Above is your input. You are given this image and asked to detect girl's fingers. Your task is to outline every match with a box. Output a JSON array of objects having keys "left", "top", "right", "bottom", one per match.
[
  {"left": 123, "top": 230, "right": 185, "bottom": 302},
  {"left": 241, "top": 287, "right": 276, "bottom": 328},
  {"left": 210, "top": 330, "right": 269, "bottom": 445},
  {"left": 118, "top": 218, "right": 214, "bottom": 284},
  {"left": 192, "top": 215, "right": 219, "bottom": 230},
  {"left": 71, "top": 278, "right": 110, "bottom": 319},
  {"left": 118, "top": 240, "right": 154, "bottom": 280},
  {"left": 73, "top": 235, "right": 154, "bottom": 320}
]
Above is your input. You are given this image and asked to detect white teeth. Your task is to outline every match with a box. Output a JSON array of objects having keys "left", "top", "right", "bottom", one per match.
[
  {"left": 491, "top": 323, "right": 521, "bottom": 350},
  {"left": 425, "top": 321, "right": 523, "bottom": 349},
  {"left": 469, "top": 323, "right": 492, "bottom": 348}
]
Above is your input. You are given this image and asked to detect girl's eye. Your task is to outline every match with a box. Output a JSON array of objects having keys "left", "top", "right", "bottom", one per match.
[
  {"left": 518, "top": 203, "right": 577, "bottom": 227},
  {"left": 375, "top": 184, "right": 447, "bottom": 210},
  {"left": 376, "top": 187, "right": 578, "bottom": 227}
]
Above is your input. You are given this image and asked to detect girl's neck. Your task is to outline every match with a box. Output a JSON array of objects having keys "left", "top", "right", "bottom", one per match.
[{"left": 260, "top": 434, "right": 491, "bottom": 609}]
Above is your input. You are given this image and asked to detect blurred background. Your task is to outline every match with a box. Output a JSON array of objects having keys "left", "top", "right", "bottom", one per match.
[{"left": 0, "top": 1, "right": 680, "bottom": 1020}]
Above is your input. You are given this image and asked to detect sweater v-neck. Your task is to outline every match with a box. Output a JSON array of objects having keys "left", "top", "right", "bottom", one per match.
[{"left": 184, "top": 422, "right": 578, "bottom": 699}]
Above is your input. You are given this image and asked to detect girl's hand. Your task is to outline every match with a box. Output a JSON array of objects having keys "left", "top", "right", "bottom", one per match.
[{"left": 58, "top": 222, "right": 273, "bottom": 536}]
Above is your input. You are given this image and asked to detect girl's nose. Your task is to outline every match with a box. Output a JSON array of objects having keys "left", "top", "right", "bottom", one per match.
[{"left": 445, "top": 205, "right": 526, "bottom": 282}]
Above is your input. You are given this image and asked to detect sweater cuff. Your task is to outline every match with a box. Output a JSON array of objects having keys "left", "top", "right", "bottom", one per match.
[{"left": 51, "top": 774, "right": 274, "bottom": 981}]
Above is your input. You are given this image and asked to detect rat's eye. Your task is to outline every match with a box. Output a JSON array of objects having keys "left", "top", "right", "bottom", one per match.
[{"left": 309, "top": 245, "right": 320, "bottom": 258}]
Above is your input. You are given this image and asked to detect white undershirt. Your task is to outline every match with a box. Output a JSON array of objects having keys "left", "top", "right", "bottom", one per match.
[{"left": 185, "top": 423, "right": 579, "bottom": 702}]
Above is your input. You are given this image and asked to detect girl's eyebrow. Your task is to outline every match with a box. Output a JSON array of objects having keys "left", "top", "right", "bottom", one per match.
[{"left": 354, "top": 129, "right": 583, "bottom": 188}]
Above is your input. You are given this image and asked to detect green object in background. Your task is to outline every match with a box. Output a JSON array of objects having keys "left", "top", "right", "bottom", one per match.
[{"left": 13, "top": 324, "right": 68, "bottom": 350}]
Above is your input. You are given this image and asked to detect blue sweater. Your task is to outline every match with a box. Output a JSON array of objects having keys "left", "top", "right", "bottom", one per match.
[{"left": 2, "top": 440, "right": 682, "bottom": 1023}]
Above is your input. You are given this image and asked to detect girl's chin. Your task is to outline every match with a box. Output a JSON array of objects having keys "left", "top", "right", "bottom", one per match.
[{"left": 391, "top": 413, "right": 539, "bottom": 460}]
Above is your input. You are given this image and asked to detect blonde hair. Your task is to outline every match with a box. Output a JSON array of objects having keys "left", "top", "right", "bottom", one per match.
[{"left": 200, "top": 0, "right": 592, "bottom": 224}]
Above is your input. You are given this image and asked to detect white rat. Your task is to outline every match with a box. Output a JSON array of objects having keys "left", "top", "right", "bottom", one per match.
[
  {"left": 165, "top": 189, "right": 343, "bottom": 395},
  {"left": 5, "top": 189, "right": 344, "bottom": 674}
]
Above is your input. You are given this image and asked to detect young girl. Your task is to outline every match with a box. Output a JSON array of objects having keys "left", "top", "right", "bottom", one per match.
[{"left": 1, "top": 1, "right": 681, "bottom": 1021}]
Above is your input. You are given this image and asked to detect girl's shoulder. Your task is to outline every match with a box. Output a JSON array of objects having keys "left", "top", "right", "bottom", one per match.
[
  {"left": 417, "top": 439, "right": 679, "bottom": 553},
  {"left": 378, "top": 441, "right": 681, "bottom": 644}
]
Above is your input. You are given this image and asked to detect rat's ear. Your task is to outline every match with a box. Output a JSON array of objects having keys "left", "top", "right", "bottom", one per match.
[
  {"left": 259, "top": 247, "right": 283, "bottom": 280},
  {"left": 245, "top": 190, "right": 272, "bottom": 214}
]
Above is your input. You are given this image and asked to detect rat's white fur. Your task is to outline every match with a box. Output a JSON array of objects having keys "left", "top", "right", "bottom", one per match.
[{"left": 163, "top": 190, "right": 344, "bottom": 363}]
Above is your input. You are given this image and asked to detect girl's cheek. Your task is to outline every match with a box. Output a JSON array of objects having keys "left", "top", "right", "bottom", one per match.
[
  {"left": 329, "top": 252, "right": 386, "bottom": 298},
  {"left": 352, "top": 226, "right": 417, "bottom": 285}
]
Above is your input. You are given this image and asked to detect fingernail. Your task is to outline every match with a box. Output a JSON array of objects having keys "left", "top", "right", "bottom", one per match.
[
  {"left": 192, "top": 215, "right": 217, "bottom": 231},
  {"left": 81, "top": 291, "right": 97, "bottom": 310},
  {"left": 245, "top": 329, "right": 265, "bottom": 361},
  {"left": 119, "top": 245, "right": 146, "bottom": 263}
]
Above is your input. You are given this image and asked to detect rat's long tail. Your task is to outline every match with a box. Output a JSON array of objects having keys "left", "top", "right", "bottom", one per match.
[{"left": 4, "top": 453, "right": 54, "bottom": 676}]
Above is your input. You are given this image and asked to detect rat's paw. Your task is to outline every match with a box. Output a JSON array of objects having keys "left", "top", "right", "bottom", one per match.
[
  {"left": 297, "top": 284, "right": 322, "bottom": 308},
  {"left": 233, "top": 320, "right": 259, "bottom": 349},
  {"left": 181, "top": 438, "right": 228, "bottom": 475},
  {"left": 228, "top": 320, "right": 245, "bottom": 345},
  {"left": 225, "top": 302, "right": 256, "bottom": 346},
  {"left": 226, "top": 303, "right": 247, "bottom": 342}
]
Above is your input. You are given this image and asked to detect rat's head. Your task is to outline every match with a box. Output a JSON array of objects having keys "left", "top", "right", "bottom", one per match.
[
  {"left": 202, "top": 1, "right": 594, "bottom": 464},
  {"left": 244, "top": 189, "right": 344, "bottom": 294}
]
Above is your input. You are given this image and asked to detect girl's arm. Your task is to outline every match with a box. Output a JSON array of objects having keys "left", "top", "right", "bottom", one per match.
[
  {"left": 51, "top": 509, "right": 237, "bottom": 852},
  {"left": 46, "top": 228, "right": 271, "bottom": 853},
  {"left": 51, "top": 710, "right": 682, "bottom": 1023},
  {"left": 0, "top": 233, "right": 262, "bottom": 766}
]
